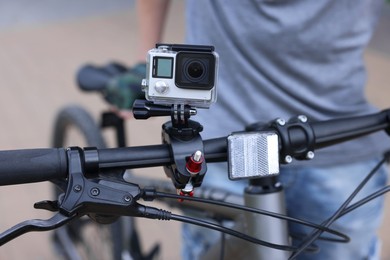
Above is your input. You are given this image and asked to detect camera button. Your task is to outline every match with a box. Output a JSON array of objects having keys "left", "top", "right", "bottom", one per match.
[{"left": 155, "top": 81, "right": 169, "bottom": 94}]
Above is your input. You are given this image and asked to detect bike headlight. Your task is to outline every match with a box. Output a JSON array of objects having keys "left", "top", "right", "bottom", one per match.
[{"left": 227, "top": 132, "right": 279, "bottom": 180}]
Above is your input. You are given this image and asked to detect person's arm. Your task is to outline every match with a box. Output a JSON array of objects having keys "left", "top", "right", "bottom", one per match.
[
  {"left": 107, "top": 0, "right": 171, "bottom": 118},
  {"left": 136, "top": 0, "right": 171, "bottom": 62}
]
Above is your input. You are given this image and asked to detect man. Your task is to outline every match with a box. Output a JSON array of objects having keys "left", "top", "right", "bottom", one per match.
[{"left": 135, "top": 1, "right": 389, "bottom": 259}]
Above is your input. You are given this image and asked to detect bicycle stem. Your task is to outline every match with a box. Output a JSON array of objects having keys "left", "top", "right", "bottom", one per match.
[{"left": 267, "top": 109, "right": 390, "bottom": 163}]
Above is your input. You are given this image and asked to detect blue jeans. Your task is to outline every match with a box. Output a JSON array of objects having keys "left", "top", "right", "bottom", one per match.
[{"left": 182, "top": 157, "right": 388, "bottom": 260}]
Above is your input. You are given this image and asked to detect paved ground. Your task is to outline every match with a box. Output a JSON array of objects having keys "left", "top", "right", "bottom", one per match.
[{"left": 0, "top": 1, "right": 389, "bottom": 259}]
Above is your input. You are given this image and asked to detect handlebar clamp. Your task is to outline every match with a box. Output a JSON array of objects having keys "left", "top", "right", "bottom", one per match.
[
  {"left": 162, "top": 120, "right": 207, "bottom": 189},
  {"left": 271, "top": 115, "right": 316, "bottom": 162}
]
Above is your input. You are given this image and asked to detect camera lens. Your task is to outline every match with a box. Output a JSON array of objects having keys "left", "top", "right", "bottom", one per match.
[
  {"left": 176, "top": 52, "right": 215, "bottom": 90},
  {"left": 187, "top": 61, "right": 204, "bottom": 79}
]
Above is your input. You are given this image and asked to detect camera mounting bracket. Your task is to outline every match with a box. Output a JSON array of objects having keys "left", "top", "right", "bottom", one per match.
[
  {"left": 132, "top": 99, "right": 207, "bottom": 189},
  {"left": 161, "top": 118, "right": 207, "bottom": 189},
  {"left": 132, "top": 99, "right": 197, "bottom": 128}
]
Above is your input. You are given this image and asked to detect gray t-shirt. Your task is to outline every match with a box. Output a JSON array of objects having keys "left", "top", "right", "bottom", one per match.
[{"left": 185, "top": 0, "right": 390, "bottom": 166}]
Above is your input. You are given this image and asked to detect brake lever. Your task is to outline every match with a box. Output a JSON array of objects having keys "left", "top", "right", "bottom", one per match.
[
  {"left": 0, "top": 147, "right": 147, "bottom": 246},
  {"left": 0, "top": 212, "right": 77, "bottom": 246}
]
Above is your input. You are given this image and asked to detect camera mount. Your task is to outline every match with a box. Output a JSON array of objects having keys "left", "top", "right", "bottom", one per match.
[
  {"left": 132, "top": 99, "right": 197, "bottom": 127},
  {"left": 132, "top": 99, "right": 207, "bottom": 190}
]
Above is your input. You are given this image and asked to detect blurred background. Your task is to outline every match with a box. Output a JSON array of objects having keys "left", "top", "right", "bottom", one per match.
[{"left": 0, "top": 1, "right": 388, "bottom": 259}]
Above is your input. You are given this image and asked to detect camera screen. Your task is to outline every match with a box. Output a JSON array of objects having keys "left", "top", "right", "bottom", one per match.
[{"left": 153, "top": 57, "right": 173, "bottom": 78}]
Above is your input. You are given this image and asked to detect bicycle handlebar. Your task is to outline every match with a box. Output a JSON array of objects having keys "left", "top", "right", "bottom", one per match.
[
  {"left": 0, "top": 110, "right": 389, "bottom": 186},
  {"left": 96, "top": 137, "right": 228, "bottom": 169}
]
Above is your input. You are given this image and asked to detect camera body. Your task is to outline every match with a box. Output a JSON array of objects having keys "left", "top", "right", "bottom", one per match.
[{"left": 142, "top": 44, "right": 218, "bottom": 108}]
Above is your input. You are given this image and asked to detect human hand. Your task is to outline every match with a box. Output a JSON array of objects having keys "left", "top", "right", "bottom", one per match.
[{"left": 103, "top": 63, "right": 146, "bottom": 111}]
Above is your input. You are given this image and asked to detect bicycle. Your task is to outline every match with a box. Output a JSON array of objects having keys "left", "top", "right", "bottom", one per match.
[{"left": 0, "top": 44, "right": 389, "bottom": 259}]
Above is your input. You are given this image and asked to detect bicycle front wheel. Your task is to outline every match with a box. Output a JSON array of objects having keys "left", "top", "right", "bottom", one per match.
[{"left": 51, "top": 105, "right": 106, "bottom": 149}]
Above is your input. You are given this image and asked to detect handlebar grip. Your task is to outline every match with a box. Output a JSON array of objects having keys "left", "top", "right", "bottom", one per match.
[
  {"left": 76, "top": 65, "right": 112, "bottom": 92},
  {"left": 0, "top": 148, "right": 68, "bottom": 185},
  {"left": 76, "top": 63, "right": 129, "bottom": 92}
]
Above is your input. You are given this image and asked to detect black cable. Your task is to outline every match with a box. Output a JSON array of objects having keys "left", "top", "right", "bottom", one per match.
[
  {"left": 169, "top": 213, "right": 296, "bottom": 251},
  {"left": 289, "top": 156, "right": 387, "bottom": 259},
  {"left": 218, "top": 218, "right": 226, "bottom": 260},
  {"left": 340, "top": 185, "right": 390, "bottom": 217},
  {"left": 289, "top": 186, "right": 390, "bottom": 244},
  {"left": 138, "top": 203, "right": 300, "bottom": 251},
  {"left": 154, "top": 191, "right": 349, "bottom": 243}
]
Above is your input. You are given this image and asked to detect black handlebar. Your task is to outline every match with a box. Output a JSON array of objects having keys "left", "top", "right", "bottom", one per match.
[
  {"left": 96, "top": 137, "right": 228, "bottom": 169},
  {"left": 312, "top": 110, "right": 390, "bottom": 148},
  {"left": 0, "top": 148, "right": 67, "bottom": 185},
  {"left": 0, "top": 110, "right": 389, "bottom": 186}
]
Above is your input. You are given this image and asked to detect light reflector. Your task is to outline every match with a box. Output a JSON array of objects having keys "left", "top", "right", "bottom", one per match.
[{"left": 228, "top": 132, "right": 279, "bottom": 180}]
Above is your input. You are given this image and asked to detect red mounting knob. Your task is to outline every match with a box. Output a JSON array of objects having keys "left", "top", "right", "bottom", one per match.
[{"left": 186, "top": 150, "right": 204, "bottom": 176}]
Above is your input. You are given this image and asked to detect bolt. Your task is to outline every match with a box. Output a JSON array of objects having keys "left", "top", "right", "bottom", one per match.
[
  {"left": 298, "top": 115, "right": 308, "bottom": 123},
  {"left": 124, "top": 195, "right": 132, "bottom": 203},
  {"left": 306, "top": 151, "right": 315, "bottom": 160},
  {"left": 276, "top": 118, "right": 286, "bottom": 126},
  {"left": 73, "top": 185, "right": 82, "bottom": 192},
  {"left": 141, "top": 79, "right": 147, "bottom": 89},
  {"left": 284, "top": 155, "right": 293, "bottom": 164},
  {"left": 190, "top": 109, "right": 197, "bottom": 116},
  {"left": 193, "top": 151, "right": 202, "bottom": 162},
  {"left": 90, "top": 188, "right": 100, "bottom": 196}
]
